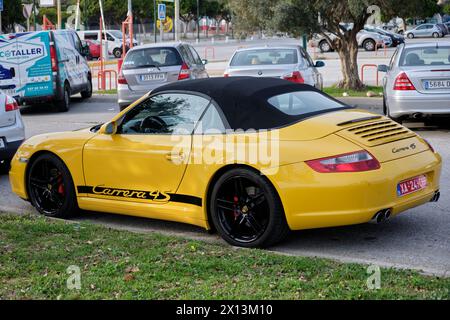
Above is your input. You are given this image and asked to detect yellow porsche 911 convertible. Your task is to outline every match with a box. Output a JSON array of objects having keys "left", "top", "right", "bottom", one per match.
[{"left": 9, "top": 77, "right": 441, "bottom": 248}]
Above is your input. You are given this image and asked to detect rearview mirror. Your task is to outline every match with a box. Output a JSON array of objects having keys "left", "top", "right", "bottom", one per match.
[
  {"left": 80, "top": 40, "right": 90, "bottom": 57},
  {"left": 100, "top": 121, "right": 118, "bottom": 135},
  {"left": 315, "top": 61, "right": 325, "bottom": 68},
  {"left": 202, "top": 59, "right": 208, "bottom": 65},
  {"left": 377, "top": 64, "right": 389, "bottom": 72}
]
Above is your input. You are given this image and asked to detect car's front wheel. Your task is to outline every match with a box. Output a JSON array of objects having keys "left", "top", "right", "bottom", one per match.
[
  {"left": 407, "top": 33, "right": 414, "bottom": 39},
  {"left": 210, "top": 168, "right": 290, "bottom": 248},
  {"left": 27, "top": 153, "right": 78, "bottom": 218},
  {"left": 113, "top": 48, "right": 122, "bottom": 59},
  {"left": 432, "top": 32, "right": 440, "bottom": 38},
  {"left": 363, "top": 39, "right": 376, "bottom": 51},
  {"left": 319, "top": 40, "right": 331, "bottom": 53}
]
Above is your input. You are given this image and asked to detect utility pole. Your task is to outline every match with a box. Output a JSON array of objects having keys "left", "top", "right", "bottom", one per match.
[
  {"left": 57, "top": 0, "right": 62, "bottom": 29},
  {"left": 174, "top": 0, "right": 179, "bottom": 41},
  {"left": 197, "top": 0, "right": 200, "bottom": 43},
  {"left": 153, "top": 0, "right": 157, "bottom": 43}
]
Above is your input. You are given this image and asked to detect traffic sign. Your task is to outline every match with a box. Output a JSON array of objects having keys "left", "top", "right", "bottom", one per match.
[{"left": 158, "top": 3, "right": 166, "bottom": 21}]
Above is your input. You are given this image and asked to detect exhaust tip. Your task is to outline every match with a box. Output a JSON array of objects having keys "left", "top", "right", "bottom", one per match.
[
  {"left": 370, "top": 209, "right": 392, "bottom": 224},
  {"left": 430, "top": 191, "right": 440, "bottom": 203}
]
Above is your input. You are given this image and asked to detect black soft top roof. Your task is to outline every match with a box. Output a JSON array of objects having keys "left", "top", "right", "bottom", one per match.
[{"left": 152, "top": 77, "right": 349, "bottom": 130}]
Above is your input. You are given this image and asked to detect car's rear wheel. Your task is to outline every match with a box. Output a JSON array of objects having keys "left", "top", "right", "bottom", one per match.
[
  {"left": 210, "top": 168, "right": 290, "bottom": 248},
  {"left": 383, "top": 97, "right": 404, "bottom": 124},
  {"left": 56, "top": 84, "right": 70, "bottom": 112},
  {"left": 432, "top": 32, "right": 440, "bottom": 38},
  {"left": 27, "top": 153, "right": 78, "bottom": 218},
  {"left": 81, "top": 77, "right": 93, "bottom": 99},
  {"left": 319, "top": 40, "right": 331, "bottom": 53},
  {"left": 113, "top": 48, "right": 122, "bottom": 59},
  {"left": 363, "top": 39, "right": 376, "bottom": 51}
]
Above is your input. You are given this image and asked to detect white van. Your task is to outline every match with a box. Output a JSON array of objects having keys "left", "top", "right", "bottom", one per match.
[{"left": 78, "top": 30, "right": 138, "bottom": 58}]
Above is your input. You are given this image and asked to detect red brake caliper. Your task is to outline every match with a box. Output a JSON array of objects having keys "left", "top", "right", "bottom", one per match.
[
  {"left": 233, "top": 196, "right": 239, "bottom": 220},
  {"left": 57, "top": 175, "right": 65, "bottom": 196}
]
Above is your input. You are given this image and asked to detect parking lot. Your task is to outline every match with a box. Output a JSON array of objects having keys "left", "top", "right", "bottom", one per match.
[{"left": 1, "top": 93, "right": 449, "bottom": 276}]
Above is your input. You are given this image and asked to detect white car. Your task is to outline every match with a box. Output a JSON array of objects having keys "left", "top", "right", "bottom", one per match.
[{"left": 0, "top": 92, "right": 25, "bottom": 173}]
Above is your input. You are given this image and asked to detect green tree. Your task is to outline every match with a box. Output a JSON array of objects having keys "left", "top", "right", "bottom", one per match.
[{"left": 1, "top": 0, "right": 25, "bottom": 32}]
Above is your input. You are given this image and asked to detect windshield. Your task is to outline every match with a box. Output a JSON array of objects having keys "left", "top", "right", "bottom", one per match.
[
  {"left": 123, "top": 47, "right": 183, "bottom": 69},
  {"left": 230, "top": 49, "right": 298, "bottom": 66},
  {"left": 400, "top": 46, "right": 450, "bottom": 66},
  {"left": 268, "top": 91, "right": 347, "bottom": 116},
  {"left": 108, "top": 30, "right": 123, "bottom": 39}
]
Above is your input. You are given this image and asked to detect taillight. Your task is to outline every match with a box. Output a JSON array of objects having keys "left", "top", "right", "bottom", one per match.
[
  {"left": 282, "top": 71, "right": 304, "bottom": 84},
  {"left": 178, "top": 63, "right": 191, "bottom": 80},
  {"left": 50, "top": 45, "right": 58, "bottom": 72},
  {"left": 5, "top": 98, "right": 19, "bottom": 112},
  {"left": 393, "top": 72, "right": 416, "bottom": 91},
  {"left": 306, "top": 151, "right": 381, "bottom": 173},
  {"left": 423, "top": 139, "right": 435, "bottom": 153},
  {"left": 118, "top": 69, "right": 128, "bottom": 85}
]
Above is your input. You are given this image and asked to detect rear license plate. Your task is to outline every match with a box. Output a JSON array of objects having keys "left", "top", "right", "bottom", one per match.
[
  {"left": 423, "top": 79, "right": 450, "bottom": 90},
  {"left": 0, "top": 138, "right": 5, "bottom": 150},
  {"left": 397, "top": 175, "right": 427, "bottom": 197},
  {"left": 140, "top": 73, "right": 165, "bottom": 81},
  {"left": 2, "top": 89, "right": 16, "bottom": 96}
]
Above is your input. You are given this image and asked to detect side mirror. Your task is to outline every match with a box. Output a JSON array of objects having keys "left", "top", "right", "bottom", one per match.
[
  {"left": 314, "top": 60, "right": 325, "bottom": 68},
  {"left": 100, "top": 121, "right": 118, "bottom": 135},
  {"left": 80, "top": 40, "right": 90, "bottom": 57},
  {"left": 202, "top": 59, "right": 208, "bottom": 65},
  {"left": 377, "top": 64, "right": 389, "bottom": 72}
]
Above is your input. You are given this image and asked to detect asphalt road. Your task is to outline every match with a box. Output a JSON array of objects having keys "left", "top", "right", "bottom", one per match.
[{"left": 1, "top": 95, "right": 449, "bottom": 277}]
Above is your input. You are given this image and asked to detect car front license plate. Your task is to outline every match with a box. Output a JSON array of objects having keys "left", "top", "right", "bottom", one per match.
[
  {"left": 0, "top": 138, "right": 5, "bottom": 150},
  {"left": 423, "top": 79, "right": 450, "bottom": 90},
  {"left": 140, "top": 73, "right": 165, "bottom": 81},
  {"left": 397, "top": 175, "right": 427, "bottom": 197}
]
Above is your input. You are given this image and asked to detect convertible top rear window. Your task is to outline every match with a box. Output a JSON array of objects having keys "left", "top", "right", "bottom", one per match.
[{"left": 268, "top": 91, "right": 346, "bottom": 116}]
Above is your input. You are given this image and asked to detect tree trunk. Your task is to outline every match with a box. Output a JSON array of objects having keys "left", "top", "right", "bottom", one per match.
[{"left": 335, "top": 36, "right": 364, "bottom": 90}]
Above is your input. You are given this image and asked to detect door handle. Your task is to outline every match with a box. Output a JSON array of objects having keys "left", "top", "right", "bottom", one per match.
[{"left": 165, "top": 152, "right": 185, "bottom": 162}]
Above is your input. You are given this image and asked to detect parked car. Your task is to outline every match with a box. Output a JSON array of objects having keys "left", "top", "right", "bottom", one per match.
[
  {"left": 405, "top": 24, "right": 443, "bottom": 39},
  {"left": 365, "top": 25, "right": 405, "bottom": 47},
  {"left": 0, "top": 30, "right": 92, "bottom": 112},
  {"left": 85, "top": 39, "right": 101, "bottom": 60},
  {"left": 223, "top": 46, "right": 324, "bottom": 90},
  {"left": 0, "top": 92, "right": 25, "bottom": 173},
  {"left": 378, "top": 42, "right": 450, "bottom": 121},
  {"left": 78, "top": 30, "right": 138, "bottom": 59},
  {"left": 311, "top": 30, "right": 391, "bottom": 52},
  {"left": 118, "top": 42, "right": 209, "bottom": 110},
  {"left": 437, "top": 23, "right": 449, "bottom": 36}
]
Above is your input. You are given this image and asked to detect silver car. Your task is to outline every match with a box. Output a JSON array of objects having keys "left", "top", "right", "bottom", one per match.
[
  {"left": 0, "top": 92, "right": 25, "bottom": 173},
  {"left": 224, "top": 46, "right": 324, "bottom": 89},
  {"left": 405, "top": 24, "right": 443, "bottom": 39},
  {"left": 118, "top": 42, "right": 209, "bottom": 110},
  {"left": 311, "top": 30, "right": 391, "bottom": 52},
  {"left": 378, "top": 42, "right": 450, "bottom": 120}
]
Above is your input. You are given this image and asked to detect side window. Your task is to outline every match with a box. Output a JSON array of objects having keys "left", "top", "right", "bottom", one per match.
[
  {"left": 189, "top": 46, "right": 203, "bottom": 65},
  {"left": 300, "top": 48, "right": 314, "bottom": 67},
  {"left": 84, "top": 33, "right": 98, "bottom": 40},
  {"left": 119, "top": 93, "right": 211, "bottom": 135},
  {"left": 194, "top": 104, "right": 227, "bottom": 134},
  {"left": 389, "top": 48, "right": 399, "bottom": 69},
  {"left": 179, "top": 45, "right": 195, "bottom": 66},
  {"left": 71, "top": 32, "right": 82, "bottom": 52}
]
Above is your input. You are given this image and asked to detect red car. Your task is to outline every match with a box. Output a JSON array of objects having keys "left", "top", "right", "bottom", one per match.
[{"left": 85, "top": 39, "right": 101, "bottom": 60}]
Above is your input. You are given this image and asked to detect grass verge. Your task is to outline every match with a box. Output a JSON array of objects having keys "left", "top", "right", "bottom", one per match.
[
  {"left": 95, "top": 89, "right": 118, "bottom": 95},
  {"left": 0, "top": 214, "right": 448, "bottom": 300},
  {"left": 324, "top": 86, "right": 383, "bottom": 97}
]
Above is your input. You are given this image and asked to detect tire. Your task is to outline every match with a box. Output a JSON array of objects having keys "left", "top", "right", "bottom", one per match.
[
  {"left": 407, "top": 33, "right": 414, "bottom": 39},
  {"left": 0, "top": 159, "right": 11, "bottom": 175},
  {"left": 27, "top": 153, "right": 78, "bottom": 218},
  {"left": 210, "top": 168, "right": 290, "bottom": 248},
  {"left": 363, "top": 39, "right": 376, "bottom": 51},
  {"left": 319, "top": 40, "right": 331, "bottom": 53},
  {"left": 56, "top": 83, "right": 70, "bottom": 112},
  {"left": 384, "top": 97, "right": 403, "bottom": 124},
  {"left": 432, "top": 32, "right": 439, "bottom": 38},
  {"left": 113, "top": 48, "right": 122, "bottom": 59},
  {"left": 81, "top": 77, "right": 93, "bottom": 99}
]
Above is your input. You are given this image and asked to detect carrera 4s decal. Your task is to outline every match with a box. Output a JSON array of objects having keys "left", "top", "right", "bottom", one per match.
[{"left": 76, "top": 186, "right": 202, "bottom": 207}]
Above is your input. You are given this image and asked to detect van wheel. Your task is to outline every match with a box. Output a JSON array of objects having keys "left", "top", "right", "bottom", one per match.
[
  {"left": 113, "top": 48, "right": 122, "bottom": 59},
  {"left": 56, "top": 84, "right": 70, "bottom": 112},
  {"left": 81, "top": 78, "right": 93, "bottom": 99}
]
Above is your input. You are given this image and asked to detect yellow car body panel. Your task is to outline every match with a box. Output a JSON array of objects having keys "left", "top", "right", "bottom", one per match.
[{"left": 9, "top": 108, "right": 442, "bottom": 232}]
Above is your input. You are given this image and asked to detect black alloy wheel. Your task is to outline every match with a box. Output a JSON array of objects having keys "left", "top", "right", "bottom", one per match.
[
  {"left": 27, "top": 154, "right": 78, "bottom": 218},
  {"left": 210, "top": 168, "right": 290, "bottom": 248}
]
